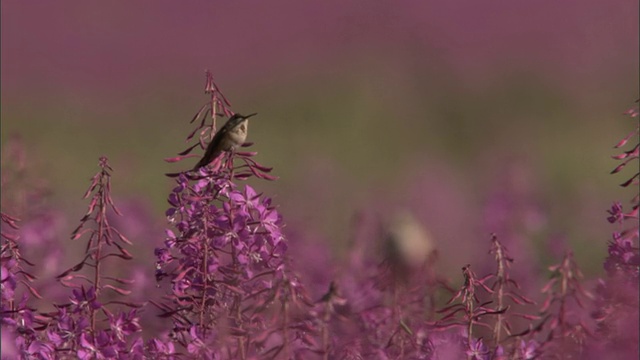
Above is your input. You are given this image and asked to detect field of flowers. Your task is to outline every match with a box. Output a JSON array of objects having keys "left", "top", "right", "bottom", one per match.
[{"left": 1, "top": 69, "right": 638, "bottom": 359}]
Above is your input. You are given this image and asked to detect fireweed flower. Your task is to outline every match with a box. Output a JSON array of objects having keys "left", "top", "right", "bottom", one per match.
[
  {"left": 604, "top": 231, "right": 639, "bottom": 278},
  {"left": 39, "top": 157, "right": 146, "bottom": 358},
  {"left": 156, "top": 72, "right": 314, "bottom": 358},
  {"left": 590, "top": 102, "right": 639, "bottom": 358},
  {"left": 1, "top": 257, "right": 19, "bottom": 304},
  {"left": 108, "top": 309, "right": 141, "bottom": 343},
  {"left": 14, "top": 335, "right": 55, "bottom": 360},
  {"left": 537, "top": 250, "right": 594, "bottom": 355},
  {"left": 606, "top": 202, "right": 625, "bottom": 224},
  {"left": 146, "top": 337, "right": 177, "bottom": 359},
  {"left": 68, "top": 287, "right": 102, "bottom": 314},
  {"left": 46, "top": 307, "right": 88, "bottom": 347},
  {"left": 516, "top": 339, "right": 539, "bottom": 359},
  {"left": 487, "top": 234, "right": 537, "bottom": 346},
  {"left": 77, "top": 331, "right": 118, "bottom": 359},
  {"left": 604, "top": 102, "right": 639, "bottom": 281},
  {"left": 155, "top": 166, "right": 310, "bottom": 357},
  {"left": 466, "top": 337, "right": 490, "bottom": 360},
  {"left": 185, "top": 326, "right": 219, "bottom": 359},
  {"left": 1, "top": 213, "right": 41, "bottom": 304},
  {"left": 1, "top": 211, "right": 48, "bottom": 358}
]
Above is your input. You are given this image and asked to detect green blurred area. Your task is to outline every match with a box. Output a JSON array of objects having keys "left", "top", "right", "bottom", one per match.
[{"left": 2, "top": 56, "right": 636, "bottom": 278}]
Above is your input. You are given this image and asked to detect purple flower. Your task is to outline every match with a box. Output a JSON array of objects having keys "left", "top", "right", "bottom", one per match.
[
  {"left": 606, "top": 202, "right": 624, "bottom": 224},
  {"left": 604, "top": 231, "right": 640, "bottom": 279},
  {"left": 78, "top": 331, "right": 118, "bottom": 360},
  {"left": 15, "top": 336, "right": 55, "bottom": 360},
  {"left": 467, "top": 338, "right": 490, "bottom": 360},
  {"left": 155, "top": 246, "right": 173, "bottom": 264},
  {"left": 186, "top": 326, "right": 219, "bottom": 359},
  {"left": 146, "top": 338, "right": 176, "bottom": 358},
  {"left": 109, "top": 310, "right": 141, "bottom": 343},
  {"left": 47, "top": 308, "right": 88, "bottom": 347},
  {"left": 69, "top": 287, "right": 102, "bottom": 313},
  {"left": 517, "top": 339, "right": 539, "bottom": 359},
  {"left": 1, "top": 259, "right": 18, "bottom": 302}
]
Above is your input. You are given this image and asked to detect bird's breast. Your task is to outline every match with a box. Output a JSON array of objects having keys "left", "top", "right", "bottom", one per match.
[{"left": 223, "top": 122, "right": 248, "bottom": 150}]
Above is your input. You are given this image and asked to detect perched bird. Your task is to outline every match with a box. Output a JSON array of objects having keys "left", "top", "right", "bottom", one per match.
[{"left": 193, "top": 113, "right": 257, "bottom": 170}]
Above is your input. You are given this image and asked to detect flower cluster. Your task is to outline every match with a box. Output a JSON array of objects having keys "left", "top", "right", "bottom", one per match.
[{"left": 154, "top": 72, "right": 315, "bottom": 358}]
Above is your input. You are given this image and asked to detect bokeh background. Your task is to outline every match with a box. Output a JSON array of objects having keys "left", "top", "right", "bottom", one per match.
[{"left": 2, "top": 1, "right": 638, "bottom": 282}]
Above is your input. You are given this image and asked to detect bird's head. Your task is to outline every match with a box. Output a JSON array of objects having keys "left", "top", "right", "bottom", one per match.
[{"left": 224, "top": 112, "right": 256, "bottom": 133}]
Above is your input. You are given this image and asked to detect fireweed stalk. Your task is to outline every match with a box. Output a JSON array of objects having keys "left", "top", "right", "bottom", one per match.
[
  {"left": 538, "top": 250, "right": 592, "bottom": 357},
  {"left": 1, "top": 157, "right": 146, "bottom": 359},
  {"left": 1, "top": 211, "right": 47, "bottom": 359},
  {"left": 50, "top": 157, "right": 143, "bottom": 359},
  {"left": 155, "top": 71, "right": 316, "bottom": 359},
  {"left": 591, "top": 101, "right": 639, "bottom": 358},
  {"left": 436, "top": 263, "right": 506, "bottom": 359},
  {"left": 487, "top": 234, "right": 536, "bottom": 349}
]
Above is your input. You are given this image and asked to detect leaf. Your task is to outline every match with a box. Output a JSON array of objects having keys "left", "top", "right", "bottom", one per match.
[
  {"left": 539, "top": 294, "right": 554, "bottom": 312},
  {"left": 101, "top": 252, "right": 133, "bottom": 261},
  {"left": 505, "top": 292, "right": 536, "bottom": 305},
  {"left": 620, "top": 172, "right": 639, "bottom": 187},
  {"left": 173, "top": 267, "right": 193, "bottom": 282},
  {"left": 112, "top": 228, "right": 132, "bottom": 245},
  {"left": 56, "top": 254, "right": 91, "bottom": 279},
  {"left": 234, "top": 173, "right": 252, "bottom": 180},
  {"left": 165, "top": 154, "right": 198, "bottom": 163},
  {"left": 105, "top": 300, "right": 146, "bottom": 309},
  {"left": 178, "top": 143, "right": 201, "bottom": 156},
  {"left": 236, "top": 151, "right": 258, "bottom": 156},
  {"left": 512, "top": 313, "right": 541, "bottom": 321},
  {"left": 103, "top": 276, "right": 135, "bottom": 285},
  {"left": 103, "top": 284, "right": 132, "bottom": 296},
  {"left": 614, "top": 128, "right": 639, "bottom": 148},
  {"left": 19, "top": 280, "right": 43, "bottom": 299},
  {"left": 189, "top": 103, "right": 210, "bottom": 124}
]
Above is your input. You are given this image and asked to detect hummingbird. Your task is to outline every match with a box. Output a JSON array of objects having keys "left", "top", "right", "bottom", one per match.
[{"left": 193, "top": 113, "right": 257, "bottom": 170}]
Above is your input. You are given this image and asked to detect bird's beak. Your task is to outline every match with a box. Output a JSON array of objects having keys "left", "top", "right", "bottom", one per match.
[{"left": 244, "top": 113, "right": 258, "bottom": 119}]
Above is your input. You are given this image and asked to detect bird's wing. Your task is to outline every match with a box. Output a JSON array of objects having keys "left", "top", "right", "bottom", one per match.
[{"left": 193, "top": 128, "right": 228, "bottom": 170}]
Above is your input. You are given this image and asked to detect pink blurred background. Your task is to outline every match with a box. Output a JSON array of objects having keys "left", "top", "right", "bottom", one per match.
[{"left": 2, "top": 1, "right": 638, "bottom": 277}]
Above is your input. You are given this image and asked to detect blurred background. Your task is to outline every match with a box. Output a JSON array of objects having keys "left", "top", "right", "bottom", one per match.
[{"left": 2, "top": 1, "right": 638, "bottom": 282}]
